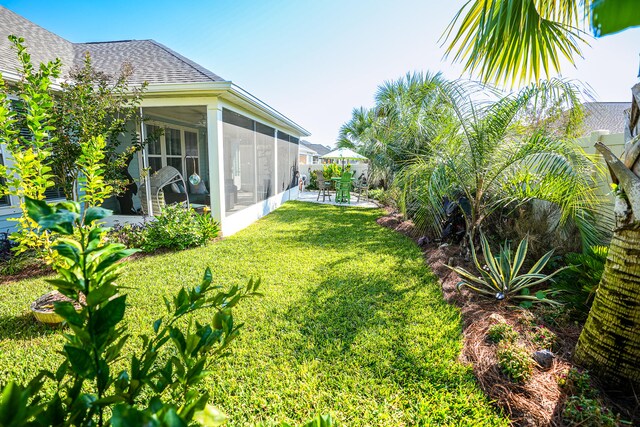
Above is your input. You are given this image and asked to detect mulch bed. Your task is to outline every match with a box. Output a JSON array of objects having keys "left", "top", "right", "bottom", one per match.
[{"left": 377, "top": 209, "right": 639, "bottom": 426}]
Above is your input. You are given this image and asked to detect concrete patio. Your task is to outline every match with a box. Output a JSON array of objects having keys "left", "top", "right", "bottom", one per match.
[{"left": 297, "top": 190, "right": 378, "bottom": 208}]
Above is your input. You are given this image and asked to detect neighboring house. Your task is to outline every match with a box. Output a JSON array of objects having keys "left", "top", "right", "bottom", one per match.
[
  {"left": 299, "top": 140, "right": 331, "bottom": 164},
  {"left": 298, "top": 143, "right": 318, "bottom": 165},
  {"left": 578, "top": 101, "right": 631, "bottom": 209},
  {"left": 0, "top": 6, "right": 310, "bottom": 236}
]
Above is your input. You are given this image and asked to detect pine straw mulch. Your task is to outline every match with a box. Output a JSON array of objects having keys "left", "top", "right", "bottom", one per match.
[{"left": 377, "top": 210, "right": 639, "bottom": 426}]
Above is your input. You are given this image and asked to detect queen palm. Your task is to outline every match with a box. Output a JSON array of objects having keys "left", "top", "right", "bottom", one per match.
[
  {"left": 396, "top": 78, "right": 603, "bottom": 247},
  {"left": 445, "top": 0, "right": 640, "bottom": 386}
]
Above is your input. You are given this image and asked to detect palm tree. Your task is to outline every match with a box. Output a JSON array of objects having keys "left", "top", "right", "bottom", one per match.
[
  {"left": 445, "top": 0, "right": 640, "bottom": 386},
  {"left": 396, "top": 78, "right": 604, "bottom": 247},
  {"left": 337, "top": 72, "right": 454, "bottom": 188}
]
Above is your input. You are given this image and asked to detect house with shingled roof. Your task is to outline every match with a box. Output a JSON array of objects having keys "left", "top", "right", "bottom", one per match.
[{"left": 0, "top": 6, "right": 310, "bottom": 236}]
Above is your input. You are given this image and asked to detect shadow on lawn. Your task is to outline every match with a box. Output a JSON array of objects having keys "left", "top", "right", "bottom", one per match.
[{"left": 0, "top": 311, "right": 60, "bottom": 341}]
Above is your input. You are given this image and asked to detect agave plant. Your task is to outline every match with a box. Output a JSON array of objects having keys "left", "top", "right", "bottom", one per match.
[{"left": 448, "top": 233, "right": 565, "bottom": 305}]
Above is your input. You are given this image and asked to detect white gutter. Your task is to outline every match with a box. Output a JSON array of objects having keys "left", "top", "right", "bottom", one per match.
[{"left": 141, "top": 81, "right": 311, "bottom": 137}]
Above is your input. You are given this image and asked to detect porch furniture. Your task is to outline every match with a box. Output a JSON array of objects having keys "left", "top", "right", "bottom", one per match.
[
  {"left": 354, "top": 174, "right": 370, "bottom": 203},
  {"left": 316, "top": 172, "right": 332, "bottom": 202},
  {"left": 335, "top": 172, "right": 353, "bottom": 204},
  {"left": 139, "top": 166, "right": 189, "bottom": 215}
]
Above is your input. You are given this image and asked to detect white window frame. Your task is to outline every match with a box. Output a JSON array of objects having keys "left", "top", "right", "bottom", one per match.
[
  {"left": 0, "top": 143, "right": 20, "bottom": 215},
  {"left": 145, "top": 122, "right": 200, "bottom": 182}
]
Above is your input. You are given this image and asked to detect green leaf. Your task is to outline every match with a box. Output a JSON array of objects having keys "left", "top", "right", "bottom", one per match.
[
  {"left": 53, "top": 302, "right": 83, "bottom": 326},
  {"left": 162, "top": 408, "right": 187, "bottom": 427},
  {"left": 193, "top": 404, "right": 228, "bottom": 426},
  {"left": 153, "top": 318, "right": 162, "bottom": 333},
  {"left": 84, "top": 207, "right": 112, "bottom": 225},
  {"left": 24, "top": 196, "right": 53, "bottom": 223},
  {"left": 85, "top": 284, "right": 118, "bottom": 307},
  {"left": 64, "top": 345, "right": 96, "bottom": 379},
  {"left": 535, "top": 291, "right": 547, "bottom": 300},
  {"left": 591, "top": 0, "right": 640, "bottom": 37},
  {"left": 93, "top": 295, "right": 127, "bottom": 334}
]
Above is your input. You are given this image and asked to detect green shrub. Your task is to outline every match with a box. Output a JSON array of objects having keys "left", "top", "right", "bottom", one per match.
[
  {"left": 552, "top": 245, "right": 608, "bottom": 319},
  {"left": 558, "top": 367, "right": 598, "bottom": 398},
  {"left": 323, "top": 163, "right": 342, "bottom": 180},
  {"left": 449, "top": 233, "right": 565, "bottom": 305},
  {"left": 530, "top": 325, "right": 557, "bottom": 350},
  {"left": 109, "top": 222, "right": 147, "bottom": 249},
  {"left": 487, "top": 322, "right": 519, "bottom": 343},
  {"left": 562, "top": 395, "right": 618, "bottom": 427},
  {"left": 496, "top": 341, "right": 533, "bottom": 382},
  {"left": 141, "top": 204, "right": 220, "bottom": 252}
]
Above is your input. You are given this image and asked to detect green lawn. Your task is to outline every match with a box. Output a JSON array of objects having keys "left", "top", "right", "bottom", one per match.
[{"left": 0, "top": 202, "right": 507, "bottom": 426}]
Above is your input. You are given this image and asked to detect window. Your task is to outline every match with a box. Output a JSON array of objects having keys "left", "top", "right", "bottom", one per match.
[
  {"left": 4, "top": 99, "right": 64, "bottom": 202},
  {"left": 0, "top": 149, "right": 8, "bottom": 207},
  {"left": 145, "top": 124, "right": 199, "bottom": 180}
]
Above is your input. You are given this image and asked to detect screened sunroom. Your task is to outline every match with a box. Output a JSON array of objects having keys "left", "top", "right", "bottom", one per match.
[{"left": 122, "top": 89, "right": 308, "bottom": 236}]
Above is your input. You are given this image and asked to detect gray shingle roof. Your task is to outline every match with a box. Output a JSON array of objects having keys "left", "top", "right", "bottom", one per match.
[
  {"left": 582, "top": 102, "right": 630, "bottom": 135},
  {"left": 0, "top": 6, "right": 75, "bottom": 77},
  {"left": 300, "top": 140, "right": 331, "bottom": 156},
  {"left": 74, "top": 40, "right": 224, "bottom": 85},
  {"left": 0, "top": 6, "right": 225, "bottom": 84}
]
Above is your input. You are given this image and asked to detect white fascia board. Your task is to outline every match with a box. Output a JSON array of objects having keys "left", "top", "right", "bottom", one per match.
[
  {"left": 226, "top": 83, "right": 311, "bottom": 137},
  {"left": 1, "top": 69, "right": 63, "bottom": 91}
]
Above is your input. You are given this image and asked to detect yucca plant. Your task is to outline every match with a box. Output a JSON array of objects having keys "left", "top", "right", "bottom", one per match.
[{"left": 448, "top": 233, "right": 565, "bottom": 305}]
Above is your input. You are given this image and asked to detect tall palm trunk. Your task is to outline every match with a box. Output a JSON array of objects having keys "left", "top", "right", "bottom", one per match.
[
  {"left": 575, "top": 225, "right": 640, "bottom": 385},
  {"left": 575, "top": 84, "right": 640, "bottom": 387}
]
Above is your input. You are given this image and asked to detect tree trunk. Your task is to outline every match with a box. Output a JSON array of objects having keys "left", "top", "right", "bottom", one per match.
[{"left": 574, "top": 224, "right": 640, "bottom": 386}]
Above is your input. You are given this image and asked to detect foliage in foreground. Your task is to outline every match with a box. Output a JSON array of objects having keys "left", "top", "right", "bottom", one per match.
[
  {"left": 0, "top": 35, "right": 61, "bottom": 258},
  {"left": 0, "top": 202, "right": 507, "bottom": 426},
  {"left": 444, "top": 0, "right": 640, "bottom": 87},
  {"left": 0, "top": 197, "right": 261, "bottom": 426},
  {"left": 449, "top": 234, "right": 565, "bottom": 305}
]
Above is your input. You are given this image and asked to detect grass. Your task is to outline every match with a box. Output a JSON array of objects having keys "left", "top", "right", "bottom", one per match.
[{"left": 0, "top": 201, "right": 508, "bottom": 426}]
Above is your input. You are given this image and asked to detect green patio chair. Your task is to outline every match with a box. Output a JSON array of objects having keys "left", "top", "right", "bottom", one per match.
[{"left": 336, "top": 172, "right": 352, "bottom": 204}]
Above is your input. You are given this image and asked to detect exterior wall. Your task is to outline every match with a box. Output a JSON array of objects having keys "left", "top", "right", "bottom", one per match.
[
  {"left": 221, "top": 186, "right": 299, "bottom": 236},
  {"left": 578, "top": 130, "right": 626, "bottom": 204},
  {"left": 217, "top": 98, "right": 303, "bottom": 236}
]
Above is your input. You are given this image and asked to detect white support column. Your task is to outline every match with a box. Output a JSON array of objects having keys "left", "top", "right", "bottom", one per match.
[
  {"left": 273, "top": 131, "right": 278, "bottom": 195},
  {"left": 206, "top": 99, "right": 225, "bottom": 223},
  {"left": 139, "top": 107, "right": 153, "bottom": 217}
]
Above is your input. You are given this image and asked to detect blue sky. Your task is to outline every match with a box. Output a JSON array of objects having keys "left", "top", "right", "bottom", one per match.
[{"left": 2, "top": 0, "right": 639, "bottom": 146}]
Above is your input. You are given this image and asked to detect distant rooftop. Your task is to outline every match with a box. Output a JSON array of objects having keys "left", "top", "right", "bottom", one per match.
[
  {"left": 300, "top": 140, "right": 331, "bottom": 156},
  {"left": 0, "top": 6, "right": 225, "bottom": 85},
  {"left": 582, "top": 102, "right": 630, "bottom": 135}
]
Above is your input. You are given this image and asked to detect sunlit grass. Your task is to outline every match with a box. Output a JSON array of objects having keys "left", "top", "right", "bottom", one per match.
[{"left": 0, "top": 201, "right": 507, "bottom": 426}]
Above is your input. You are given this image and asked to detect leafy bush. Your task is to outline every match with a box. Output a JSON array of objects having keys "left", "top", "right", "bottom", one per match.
[
  {"left": 140, "top": 204, "right": 220, "bottom": 252},
  {"left": 562, "top": 395, "right": 618, "bottom": 427},
  {"left": 487, "top": 322, "right": 519, "bottom": 343},
  {"left": 0, "top": 36, "right": 61, "bottom": 258},
  {"left": 307, "top": 170, "right": 318, "bottom": 190},
  {"left": 109, "top": 222, "right": 148, "bottom": 249},
  {"left": 552, "top": 245, "right": 608, "bottom": 319},
  {"left": 530, "top": 325, "right": 557, "bottom": 350},
  {"left": 449, "top": 233, "right": 565, "bottom": 305},
  {"left": 496, "top": 341, "right": 533, "bottom": 382},
  {"left": 322, "top": 163, "right": 342, "bottom": 180},
  {"left": 558, "top": 367, "right": 598, "bottom": 398},
  {"left": 0, "top": 197, "right": 257, "bottom": 426},
  {"left": 368, "top": 188, "right": 397, "bottom": 207}
]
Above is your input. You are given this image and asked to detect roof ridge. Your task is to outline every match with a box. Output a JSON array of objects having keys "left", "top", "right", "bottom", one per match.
[{"left": 146, "top": 39, "right": 223, "bottom": 82}]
